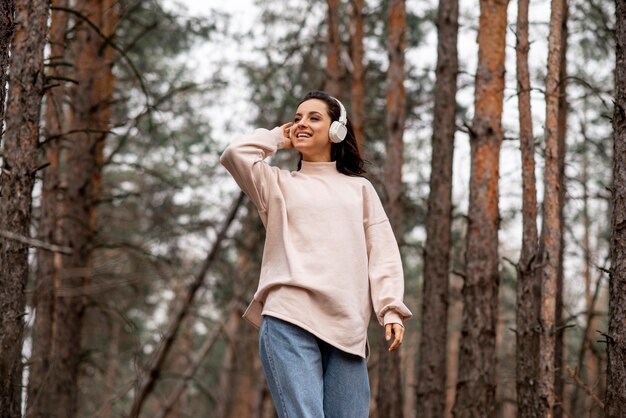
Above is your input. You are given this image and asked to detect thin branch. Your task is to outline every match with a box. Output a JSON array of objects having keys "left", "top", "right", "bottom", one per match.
[
  {"left": 104, "top": 82, "right": 198, "bottom": 164},
  {"left": 565, "top": 365, "right": 605, "bottom": 409},
  {"left": 451, "top": 269, "right": 466, "bottom": 280},
  {"left": 128, "top": 192, "right": 246, "bottom": 418},
  {"left": 40, "top": 128, "right": 113, "bottom": 146},
  {"left": 0, "top": 229, "right": 73, "bottom": 255}
]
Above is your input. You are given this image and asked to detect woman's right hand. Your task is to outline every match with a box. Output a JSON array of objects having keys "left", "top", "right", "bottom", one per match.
[{"left": 280, "top": 122, "right": 294, "bottom": 149}]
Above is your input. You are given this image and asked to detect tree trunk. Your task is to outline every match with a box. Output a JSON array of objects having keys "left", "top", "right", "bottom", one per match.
[
  {"left": 537, "top": 0, "right": 566, "bottom": 416},
  {"left": 377, "top": 2, "right": 406, "bottom": 417},
  {"left": 26, "top": 1, "right": 69, "bottom": 415},
  {"left": 445, "top": 276, "right": 463, "bottom": 418},
  {"left": 47, "top": 1, "right": 117, "bottom": 416},
  {"left": 570, "top": 133, "right": 599, "bottom": 416},
  {"left": 605, "top": 0, "right": 626, "bottom": 415},
  {"left": 223, "top": 207, "right": 264, "bottom": 418},
  {"left": 164, "top": 281, "right": 195, "bottom": 418},
  {"left": 0, "top": 0, "right": 14, "bottom": 127},
  {"left": 514, "top": 0, "right": 541, "bottom": 415},
  {"left": 452, "top": 1, "right": 508, "bottom": 416},
  {"left": 554, "top": 3, "right": 568, "bottom": 416},
  {"left": 325, "top": 0, "right": 341, "bottom": 98},
  {"left": 349, "top": 0, "right": 365, "bottom": 150},
  {"left": 415, "top": 0, "right": 458, "bottom": 415},
  {"left": 0, "top": 0, "right": 49, "bottom": 415},
  {"left": 101, "top": 318, "right": 120, "bottom": 418}
]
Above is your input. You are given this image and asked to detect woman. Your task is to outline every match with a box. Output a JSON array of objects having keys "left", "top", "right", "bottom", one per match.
[{"left": 220, "top": 90, "right": 412, "bottom": 417}]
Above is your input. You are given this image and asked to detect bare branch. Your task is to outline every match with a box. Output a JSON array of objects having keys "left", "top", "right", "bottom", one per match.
[
  {"left": 0, "top": 229, "right": 73, "bottom": 255},
  {"left": 565, "top": 365, "right": 605, "bottom": 409}
]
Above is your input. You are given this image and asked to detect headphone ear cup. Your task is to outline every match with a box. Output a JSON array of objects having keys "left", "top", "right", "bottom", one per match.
[{"left": 329, "top": 121, "right": 347, "bottom": 143}]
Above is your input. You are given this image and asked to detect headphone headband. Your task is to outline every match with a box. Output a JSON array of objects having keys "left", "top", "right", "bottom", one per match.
[{"left": 331, "top": 96, "right": 347, "bottom": 125}]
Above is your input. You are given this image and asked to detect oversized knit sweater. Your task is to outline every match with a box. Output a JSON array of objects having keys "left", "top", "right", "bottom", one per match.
[{"left": 220, "top": 127, "right": 412, "bottom": 358}]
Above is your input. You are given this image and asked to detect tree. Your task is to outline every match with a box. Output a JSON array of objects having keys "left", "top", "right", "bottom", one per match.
[
  {"left": 349, "top": 0, "right": 365, "bottom": 149},
  {"left": 378, "top": 1, "right": 406, "bottom": 417},
  {"left": 569, "top": 115, "right": 603, "bottom": 417},
  {"left": 41, "top": 1, "right": 118, "bottom": 415},
  {"left": 554, "top": 2, "right": 569, "bottom": 416},
  {"left": 325, "top": 0, "right": 341, "bottom": 98},
  {"left": 216, "top": 205, "right": 265, "bottom": 418},
  {"left": 537, "top": 0, "right": 566, "bottom": 415},
  {"left": 0, "top": 0, "right": 14, "bottom": 127},
  {"left": 452, "top": 0, "right": 508, "bottom": 416},
  {"left": 605, "top": 0, "right": 626, "bottom": 414},
  {"left": 26, "top": 1, "right": 69, "bottom": 414},
  {"left": 0, "top": 0, "right": 49, "bottom": 415},
  {"left": 514, "top": 0, "right": 541, "bottom": 415},
  {"left": 415, "top": 0, "right": 458, "bottom": 415}
]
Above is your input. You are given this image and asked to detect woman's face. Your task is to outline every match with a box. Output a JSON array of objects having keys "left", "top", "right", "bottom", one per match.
[{"left": 290, "top": 99, "right": 333, "bottom": 162}]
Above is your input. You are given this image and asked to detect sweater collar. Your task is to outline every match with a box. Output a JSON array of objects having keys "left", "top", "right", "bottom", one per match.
[{"left": 299, "top": 160, "right": 339, "bottom": 174}]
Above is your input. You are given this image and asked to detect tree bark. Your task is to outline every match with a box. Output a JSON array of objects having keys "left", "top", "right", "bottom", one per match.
[
  {"left": 514, "top": 0, "right": 541, "bottom": 416},
  {"left": 415, "top": 0, "right": 458, "bottom": 416},
  {"left": 0, "top": 0, "right": 14, "bottom": 127},
  {"left": 554, "top": 3, "right": 568, "bottom": 416},
  {"left": 377, "top": 2, "right": 406, "bottom": 417},
  {"left": 445, "top": 277, "right": 463, "bottom": 417},
  {"left": 537, "top": 0, "right": 566, "bottom": 416},
  {"left": 605, "top": 0, "right": 626, "bottom": 415},
  {"left": 0, "top": 0, "right": 49, "bottom": 415},
  {"left": 46, "top": 1, "right": 117, "bottom": 416},
  {"left": 26, "top": 1, "right": 69, "bottom": 415},
  {"left": 349, "top": 0, "right": 365, "bottom": 150},
  {"left": 325, "top": 0, "right": 341, "bottom": 98},
  {"left": 452, "top": 1, "right": 508, "bottom": 417}
]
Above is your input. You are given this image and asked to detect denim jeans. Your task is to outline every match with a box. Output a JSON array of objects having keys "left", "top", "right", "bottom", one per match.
[{"left": 259, "top": 315, "right": 370, "bottom": 418}]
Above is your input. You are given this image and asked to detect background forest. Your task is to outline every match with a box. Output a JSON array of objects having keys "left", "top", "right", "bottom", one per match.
[{"left": 0, "top": 0, "right": 625, "bottom": 417}]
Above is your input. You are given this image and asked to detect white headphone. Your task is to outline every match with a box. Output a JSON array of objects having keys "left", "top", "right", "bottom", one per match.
[{"left": 328, "top": 97, "right": 348, "bottom": 143}]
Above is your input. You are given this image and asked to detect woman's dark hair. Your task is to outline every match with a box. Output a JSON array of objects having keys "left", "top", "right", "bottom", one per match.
[{"left": 296, "top": 90, "right": 365, "bottom": 176}]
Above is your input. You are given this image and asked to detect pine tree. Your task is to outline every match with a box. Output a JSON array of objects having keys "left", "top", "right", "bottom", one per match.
[
  {"left": 537, "top": 0, "right": 566, "bottom": 415},
  {"left": 0, "top": 0, "right": 13, "bottom": 127},
  {"left": 26, "top": 1, "right": 69, "bottom": 414},
  {"left": 377, "top": 2, "right": 406, "bottom": 417},
  {"left": 514, "top": 0, "right": 541, "bottom": 414},
  {"left": 349, "top": 0, "right": 365, "bottom": 150},
  {"left": 415, "top": 0, "right": 458, "bottom": 415},
  {"left": 325, "top": 0, "right": 341, "bottom": 98},
  {"left": 452, "top": 0, "right": 509, "bottom": 416},
  {"left": 0, "top": 0, "right": 49, "bottom": 414},
  {"left": 39, "top": 1, "right": 118, "bottom": 415},
  {"left": 605, "top": 0, "right": 626, "bottom": 414}
]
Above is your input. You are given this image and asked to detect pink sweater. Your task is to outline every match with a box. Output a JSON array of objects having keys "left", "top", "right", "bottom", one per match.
[{"left": 220, "top": 127, "right": 412, "bottom": 357}]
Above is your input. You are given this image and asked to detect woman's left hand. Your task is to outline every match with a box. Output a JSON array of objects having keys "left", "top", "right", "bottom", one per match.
[{"left": 385, "top": 323, "right": 404, "bottom": 352}]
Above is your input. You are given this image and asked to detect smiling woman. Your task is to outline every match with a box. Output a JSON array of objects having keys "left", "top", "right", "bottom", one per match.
[
  {"left": 288, "top": 99, "right": 333, "bottom": 161},
  {"left": 219, "top": 90, "right": 411, "bottom": 418}
]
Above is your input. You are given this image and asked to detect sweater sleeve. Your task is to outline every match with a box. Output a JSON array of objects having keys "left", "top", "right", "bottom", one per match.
[
  {"left": 364, "top": 183, "right": 413, "bottom": 326},
  {"left": 219, "top": 127, "right": 285, "bottom": 214}
]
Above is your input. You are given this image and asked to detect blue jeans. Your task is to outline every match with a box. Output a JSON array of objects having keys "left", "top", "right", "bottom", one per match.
[{"left": 259, "top": 315, "right": 370, "bottom": 418}]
